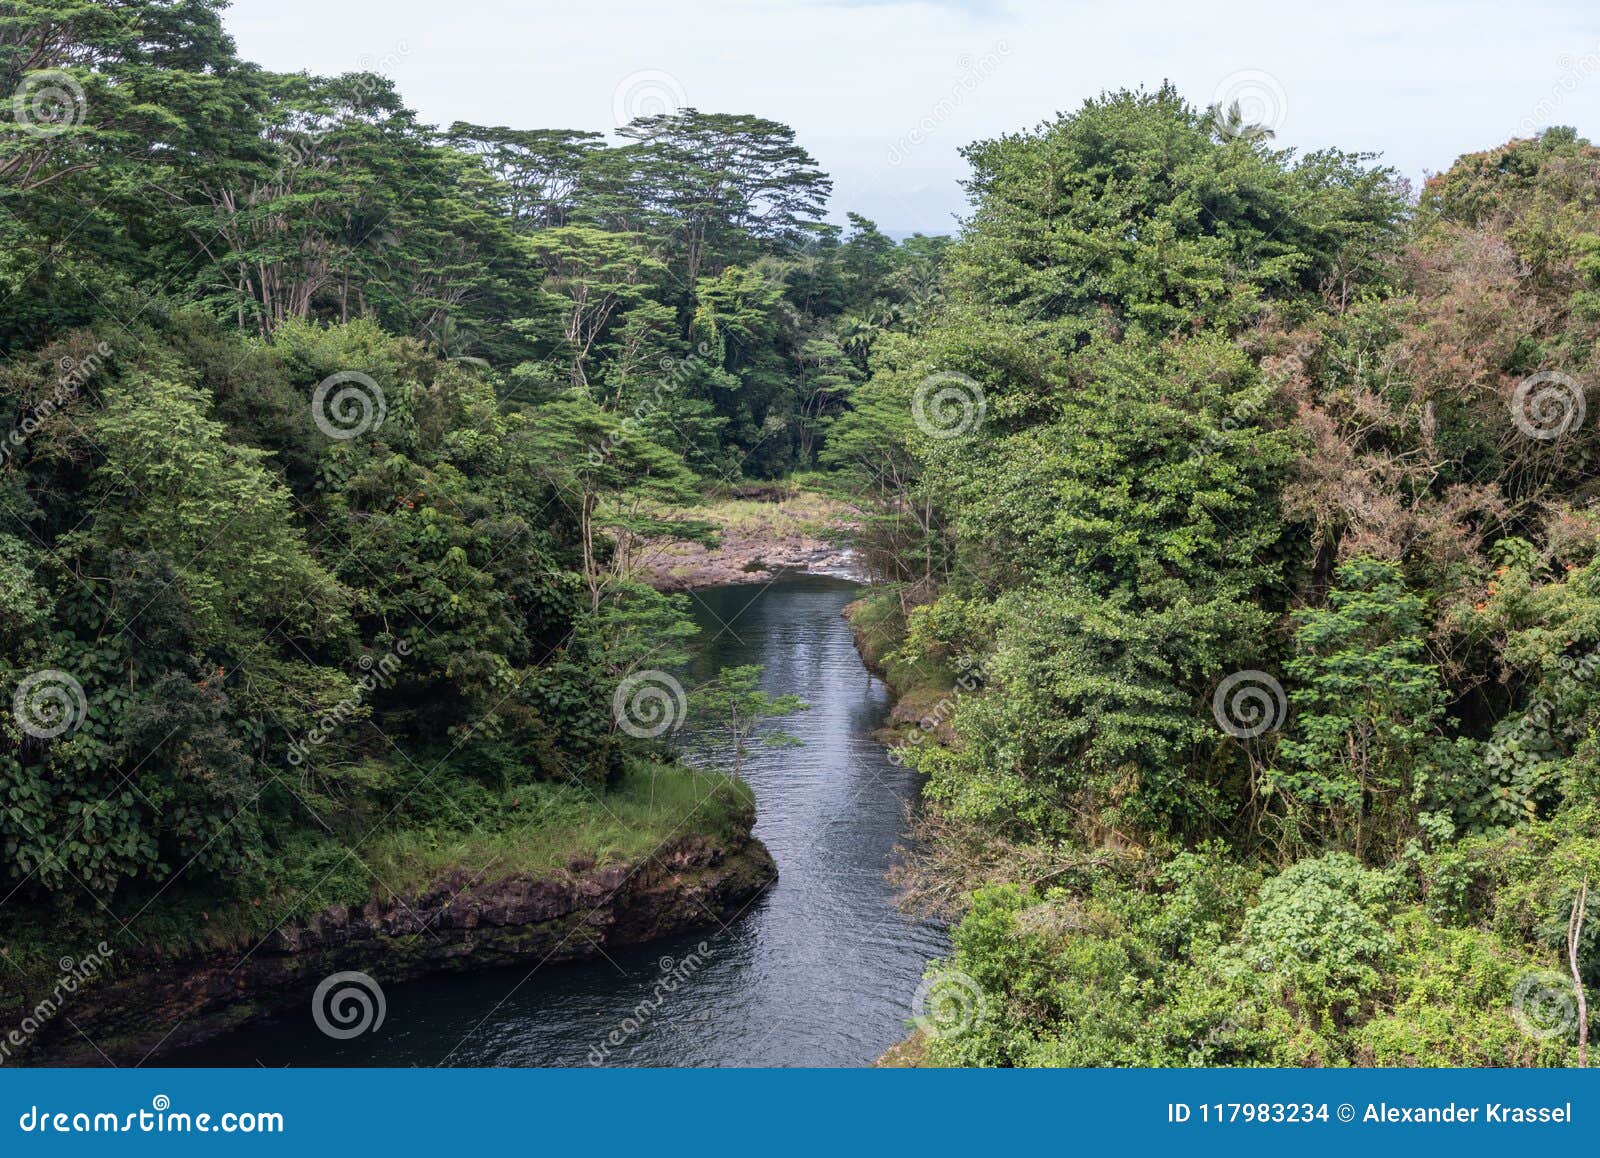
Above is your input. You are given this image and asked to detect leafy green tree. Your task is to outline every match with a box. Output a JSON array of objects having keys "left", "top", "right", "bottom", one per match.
[
  {"left": 70, "top": 373, "right": 349, "bottom": 653},
  {"left": 611, "top": 110, "right": 832, "bottom": 284},
  {"left": 443, "top": 123, "right": 603, "bottom": 229},
  {"left": 0, "top": 0, "right": 250, "bottom": 194},
  {"left": 522, "top": 226, "right": 666, "bottom": 386},
  {"left": 518, "top": 394, "right": 703, "bottom": 609},
  {"left": 690, "top": 664, "right": 807, "bottom": 778},
  {"left": 1271, "top": 559, "right": 1470, "bottom": 858},
  {"left": 952, "top": 84, "right": 1401, "bottom": 345}
]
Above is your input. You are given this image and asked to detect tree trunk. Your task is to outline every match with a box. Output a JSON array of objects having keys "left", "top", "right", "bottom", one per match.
[{"left": 1570, "top": 877, "right": 1589, "bottom": 1068}]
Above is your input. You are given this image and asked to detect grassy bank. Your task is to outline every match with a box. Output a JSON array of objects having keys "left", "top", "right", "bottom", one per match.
[
  {"left": 0, "top": 761, "right": 754, "bottom": 988},
  {"left": 843, "top": 588, "right": 965, "bottom": 750}
]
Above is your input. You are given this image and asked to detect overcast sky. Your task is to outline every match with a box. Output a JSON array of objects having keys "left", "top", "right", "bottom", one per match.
[{"left": 221, "top": 0, "right": 1600, "bottom": 236}]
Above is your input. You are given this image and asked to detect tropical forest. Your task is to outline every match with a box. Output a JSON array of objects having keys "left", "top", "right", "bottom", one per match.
[{"left": 1, "top": 0, "right": 1598, "bottom": 1071}]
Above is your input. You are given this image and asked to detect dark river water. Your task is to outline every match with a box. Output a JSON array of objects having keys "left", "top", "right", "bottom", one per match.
[{"left": 167, "top": 576, "right": 947, "bottom": 1067}]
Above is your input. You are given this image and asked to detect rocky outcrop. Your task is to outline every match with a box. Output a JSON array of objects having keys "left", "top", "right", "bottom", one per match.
[
  {"left": 640, "top": 536, "right": 861, "bottom": 591},
  {"left": 633, "top": 495, "right": 864, "bottom": 591},
  {"left": 24, "top": 832, "right": 775, "bottom": 1064}
]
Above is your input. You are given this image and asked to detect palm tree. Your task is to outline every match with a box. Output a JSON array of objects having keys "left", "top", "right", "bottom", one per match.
[{"left": 1205, "top": 100, "right": 1276, "bottom": 144}]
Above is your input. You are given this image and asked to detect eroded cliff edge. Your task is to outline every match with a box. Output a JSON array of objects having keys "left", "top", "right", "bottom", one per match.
[{"left": 19, "top": 829, "right": 775, "bottom": 1064}]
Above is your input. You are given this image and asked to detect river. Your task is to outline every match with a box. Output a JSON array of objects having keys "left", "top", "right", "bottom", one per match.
[{"left": 167, "top": 575, "right": 947, "bottom": 1066}]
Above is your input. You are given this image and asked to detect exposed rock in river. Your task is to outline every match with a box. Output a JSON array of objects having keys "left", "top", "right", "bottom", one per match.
[{"left": 632, "top": 492, "right": 863, "bottom": 590}]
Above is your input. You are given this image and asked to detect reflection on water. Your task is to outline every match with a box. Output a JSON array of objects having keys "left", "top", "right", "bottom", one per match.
[{"left": 168, "top": 576, "right": 946, "bottom": 1067}]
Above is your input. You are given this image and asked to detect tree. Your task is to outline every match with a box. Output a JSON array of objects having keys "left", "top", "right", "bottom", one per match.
[
  {"left": 0, "top": 0, "right": 250, "bottom": 194},
  {"left": 612, "top": 110, "right": 832, "bottom": 285},
  {"left": 1270, "top": 559, "right": 1467, "bottom": 859},
  {"left": 173, "top": 71, "right": 530, "bottom": 345},
  {"left": 953, "top": 84, "right": 1401, "bottom": 344},
  {"left": 517, "top": 394, "right": 704, "bottom": 610},
  {"left": 72, "top": 373, "right": 349, "bottom": 652},
  {"left": 1204, "top": 100, "right": 1276, "bottom": 143},
  {"left": 689, "top": 664, "right": 807, "bottom": 779},
  {"left": 522, "top": 226, "right": 666, "bottom": 386},
  {"left": 442, "top": 123, "right": 603, "bottom": 229}
]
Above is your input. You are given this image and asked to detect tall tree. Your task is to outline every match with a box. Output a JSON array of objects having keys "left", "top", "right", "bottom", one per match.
[
  {"left": 612, "top": 109, "right": 832, "bottom": 285},
  {"left": 442, "top": 122, "right": 603, "bottom": 229}
]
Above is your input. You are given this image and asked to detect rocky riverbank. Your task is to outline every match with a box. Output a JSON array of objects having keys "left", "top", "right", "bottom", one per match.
[
  {"left": 20, "top": 830, "right": 775, "bottom": 1065},
  {"left": 841, "top": 590, "right": 958, "bottom": 1069},
  {"left": 843, "top": 589, "right": 963, "bottom": 752},
  {"left": 634, "top": 489, "right": 862, "bottom": 590}
]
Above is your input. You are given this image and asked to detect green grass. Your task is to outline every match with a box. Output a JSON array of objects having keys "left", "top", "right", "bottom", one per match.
[
  {"left": 0, "top": 761, "right": 754, "bottom": 981},
  {"left": 610, "top": 483, "right": 857, "bottom": 551},
  {"left": 682, "top": 491, "right": 853, "bottom": 537},
  {"left": 844, "top": 587, "right": 947, "bottom": 691},
  {"left": 844, "top": 588, "right": 964, "bottom": 747},
  {"left": 361, "top": 762, "right": 754, "bottom": 894}
]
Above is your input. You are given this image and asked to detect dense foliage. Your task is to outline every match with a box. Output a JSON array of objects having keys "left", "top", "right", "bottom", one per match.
[
  {"left": 5, "top": 3, "right": 1599, "bottom": 1070},
  {"left": 847, "top": 89, "right": 1600, "bottom": 1066},
  {"left": 0, "top": 1, "right": 917, "bottom": 946}
]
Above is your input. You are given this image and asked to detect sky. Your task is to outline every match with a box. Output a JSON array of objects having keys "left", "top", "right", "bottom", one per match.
[{"left": 221, "top": 0, "right": 1600, "bottom": 236}]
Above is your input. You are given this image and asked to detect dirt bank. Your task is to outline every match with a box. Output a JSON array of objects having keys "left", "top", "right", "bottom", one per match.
[{"left": 19, "top": 830, "right": 775, "bottom": 1065}]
